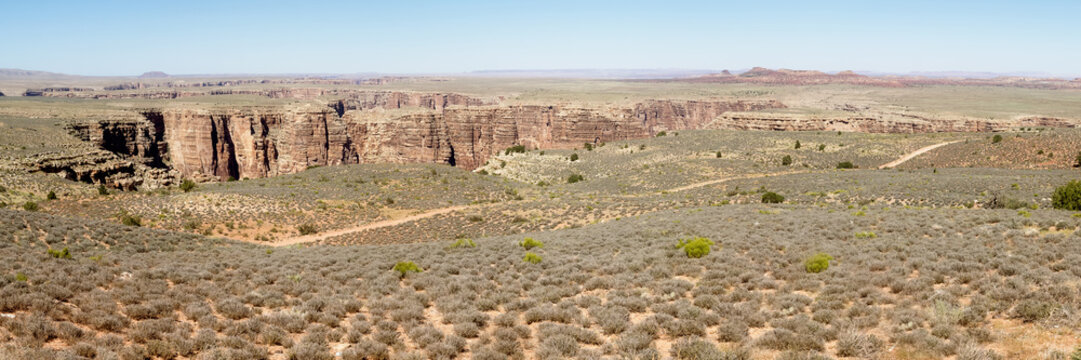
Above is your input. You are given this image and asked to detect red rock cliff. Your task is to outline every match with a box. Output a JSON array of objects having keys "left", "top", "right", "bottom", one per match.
[{"left": 139, "top": 99, "right": 783, "bottom": 179}]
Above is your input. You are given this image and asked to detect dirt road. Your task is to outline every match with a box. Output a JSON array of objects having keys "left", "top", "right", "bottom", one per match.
[
  {"left": 878, "top": 141, "right": 961, "bottom": 169},
  {"left": 272, "top": 205, "right": 471, "bottom": 247}
]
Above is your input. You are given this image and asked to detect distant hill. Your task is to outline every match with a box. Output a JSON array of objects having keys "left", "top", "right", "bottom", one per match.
[
  {"left": 0, "top": 68, "right": 80, "bottom": 79},
  {"left": 668, "top": 67, "right": 1081, "bottom": 89},
  {"left": 139, "top": 71, "right": 169, "bottom": 79}
]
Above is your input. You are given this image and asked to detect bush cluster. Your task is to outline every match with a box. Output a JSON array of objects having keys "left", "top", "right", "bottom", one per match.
[
  {"left": 676, "top": 237, "right": 715, "bottom": 258},
  {"left": 448, "top": 238, "right": 476, "bottom": 249},
  {"left": 393, "top": 261, "right": 422, "bottom": 278},
  {"left": 519, "top": 238, "right": 544, "bottom": 250},
  {"left": 762, "top": 192, "right": 785, "bottom": 204},
  {"left": 804, "top": 253, "right": 833, "bottom": 273},
  {"left": 504, "top": 145, "right": 527, "bottom": 155},
  {"left": 523, "top": 252, "right": 543, "bottom": 264},
  {"left": 1052, "top": 180, "right": 1081, "bottom": 210},
  {"left": 179, "top": 179, "right": 197, "bottom": 193},
  {"left": 47, "top": 247, "right": 72, "bottom": 259},
  {"left": 297, "top": 224, "right": 318, "bottom": 235}
]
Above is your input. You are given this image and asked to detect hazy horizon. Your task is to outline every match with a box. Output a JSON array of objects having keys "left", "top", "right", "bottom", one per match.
[{"left": 3, "top": 0, "right": 1079, "bottom": 77}]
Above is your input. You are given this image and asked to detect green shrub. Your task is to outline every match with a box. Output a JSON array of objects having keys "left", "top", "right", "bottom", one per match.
[
  {"left": 449, "top": 238, "right": 476, "bottom": 249},
  {"left": 1013, "top": 300, "right": 1054, "bottom": 322},
  {"left": 818, "top": 144, "right": 826, "bottom": 151},
  {"left": 992, "top": 134, "right": 1002, "bottom": 143},
  {"left": 794, "top": 140, "right": 801, "bottom": 149},
  {"left": 715, "top": 151, "right": 722, "bottom": 158},
  {"left": 504, "top": 145, "right": 527, "bottom": 155},
  {"left": 297, "top": 224, "right": 318, "bottom": 235},
  {"left": 569, "top": 153, "right": 579, "bottom": 161},
  {"left": 836, "top": 161, "right": 855, "bottom": 169},
  {"left": 1070, "top": 345, "right": 1081, "bottom": 360},
  {"left": 520, "top": 237, "right": 544, "bottom": 250},
  {"left": 805, "top": 253, "right": 833, "bottom": 273},
  {"left": 22, "top": 201, "right": 38, "bottom": 212},
  {"left": 48, "top": 247, "right": 72, "bottom": 259},
  {"left": 180, "top": 179, "right": 197, "bottom": 192},
  {"left": 854, "top": 231, "right": 877, "bottom": 239},
  {"left": 393, "top": 261, "right": 422, "bottom": 278},
  {"left": 46, "top": 191, "right": 57, "bottom": 200},
  {"left": 761, "top": 192, "right": 785, "bottom": 204},
  {"left": 584, "top": 143, "right": 594, "bottom": 151},
  {"left": 15, "top": 273, "right": 27, "bottom": 282},
  {"left": 120, "top": 213, "right": 143, "bottom": 227},
  {"left": 676, "top": 237, "right": 715, "bottom": 258},
  {"left": 523, "top": 252, "right": 543, "bottom": 264},
  {"left": 781, "top": 155, "right": 792, "bottom": 166},
  {"left": 567, "top": 174, "right": 585, "bottom": 183},
  {"left": 1074, "top": 152, "right": 1081, "bottom": 168},
  {"left": 97, "top": 184, "right": 109, "bottom": 195},
  {"left": 656, "top": 131, "right": 667, "bottom": 137},
  {"left": 1052, "top": 180, "right": 1081, "bottom": 210}
]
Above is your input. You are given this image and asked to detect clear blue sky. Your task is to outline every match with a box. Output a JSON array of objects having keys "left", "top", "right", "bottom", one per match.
[{"left": 3, "top": 0, "right": 1079, "bottom": 76}]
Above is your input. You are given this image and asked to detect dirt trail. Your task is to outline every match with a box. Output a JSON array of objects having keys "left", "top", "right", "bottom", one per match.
[
  {"left": 272, "top": 205, "right": 472, "bottom": 247},
  {"left": 878, "top": 141, "right": 961, "bottom": 169},
  {"left": 664, "top": 172, "right": 806, "bottom": 193},
  {"left": 271, "top": 172, "right": 802, "bottom": 246},
  {"left": 271, "top": 147, "right": 947, "bottom": 247}
]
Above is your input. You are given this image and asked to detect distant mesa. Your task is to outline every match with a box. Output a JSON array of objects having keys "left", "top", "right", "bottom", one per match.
[
  {"left": 672, "top": 67, "right": 1079, "bottom": 89},
  {"left": 139, "top": 71, "right": 169, "bottom": 79}
]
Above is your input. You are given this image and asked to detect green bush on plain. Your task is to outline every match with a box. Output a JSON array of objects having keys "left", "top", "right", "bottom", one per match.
[
  {"left": 805, "top": 253, "right": 833, "bottom": 273},
  {"left": 676, "top": 237, "right": 715, "bottom": 258}
]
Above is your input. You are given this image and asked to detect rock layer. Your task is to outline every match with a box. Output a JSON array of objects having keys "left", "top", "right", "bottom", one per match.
[{"left": 709, "top": 113, "right": 1078, "bottom": 133}]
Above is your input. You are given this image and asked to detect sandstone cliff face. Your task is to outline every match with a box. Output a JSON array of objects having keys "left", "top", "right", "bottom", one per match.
[
  {"left": 157, "top": 105, "right": 356, "bottom": 180},
  {"left": 66, "top": 119, "right": 165, "bottom": 167},
  {"left": 339, "top": 100, "right": 785, "bottom": 169},
  {"left": 66, "top": 99, "right": 783, "bottom": 182}
]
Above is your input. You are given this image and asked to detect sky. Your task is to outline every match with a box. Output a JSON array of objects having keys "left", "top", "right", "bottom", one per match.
[{"left": 2, "top": 0, "right": 1079, "bottom": 76}]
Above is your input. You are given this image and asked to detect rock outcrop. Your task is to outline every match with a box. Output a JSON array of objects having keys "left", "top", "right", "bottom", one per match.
[{"left": 22, "top": 148, "right": 179, "bottom": 190}]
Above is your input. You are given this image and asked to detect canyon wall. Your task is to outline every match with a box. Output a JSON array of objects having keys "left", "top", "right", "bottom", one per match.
[
  {"left": 65, "top": 99, "right": 783, "bottom": 182},
  {"left": 62, "top": 94, "right": 1078, "bottom": 187}
]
